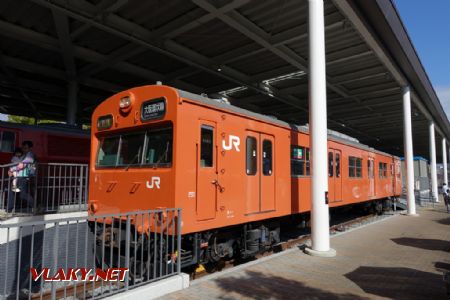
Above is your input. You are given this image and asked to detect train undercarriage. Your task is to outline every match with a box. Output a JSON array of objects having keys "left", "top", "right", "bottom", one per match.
[{"left": 92, "top": 198, "right": 396, "bottom": 280}]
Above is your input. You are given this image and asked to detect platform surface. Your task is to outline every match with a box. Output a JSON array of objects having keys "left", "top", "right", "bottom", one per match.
[{"left": 160, "top": 204, "right": 450, "bottom": 300}]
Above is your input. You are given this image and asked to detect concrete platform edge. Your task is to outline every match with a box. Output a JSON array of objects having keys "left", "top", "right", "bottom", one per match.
[{"left": 107, "top": 273, "right": 190, "bottom": 300}]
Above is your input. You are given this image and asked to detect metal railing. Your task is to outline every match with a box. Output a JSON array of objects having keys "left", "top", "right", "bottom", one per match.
[
  {"left": 0, "top": 163, "right": 88, "bottom": 217},
  {"left": 0, "top": 208, "right": 182, "bottom": 299}
]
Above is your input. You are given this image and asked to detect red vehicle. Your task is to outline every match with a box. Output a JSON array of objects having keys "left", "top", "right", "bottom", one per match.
[
  {"left": 89, "top": 85, "right": 401, "bottom": 272},
  {"left": 0, "top": 121, "right": 90, "bottom": 165}
]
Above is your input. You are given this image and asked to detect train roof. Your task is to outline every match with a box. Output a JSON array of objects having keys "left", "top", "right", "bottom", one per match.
[
  {"left": 0, "top": 121, "right": 90, "bottom": 137},
  {"left": 177, "top": 88, "right": 399, "bottom": 159}
]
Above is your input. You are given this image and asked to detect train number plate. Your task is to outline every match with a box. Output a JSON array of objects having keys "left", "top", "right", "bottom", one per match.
[{"left": 141, "top": 97, "right": 166, "bottom": 121}]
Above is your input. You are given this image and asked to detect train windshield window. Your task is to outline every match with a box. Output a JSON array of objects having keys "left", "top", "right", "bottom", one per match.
[
  {"left": 97, "top": 137, "right": 120, "bottom": 166},
  {"left": 144, "top": 127, "right": 173, "bottom": 167},
  {"left": 96, "top": 125, "right": 173, "bottom": 168},
  {"left": 118, "top": 133, "right": 145, "bottom": 166},
  {"left": 200, "top": 126, "right": 213, "bottom": 167},
  {"left": 262, "top": 140, "right": 272, "bottom": 176},
  {"left": 246, "top": 137, "right": 257, "bottom": 175},
  {"left": 0, "top": 131, "right": 15, "bottom": 152}
]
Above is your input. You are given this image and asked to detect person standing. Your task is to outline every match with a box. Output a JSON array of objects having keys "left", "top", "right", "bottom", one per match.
[{"left": 7, "top": 141, "right": 36, "bottom": 212}]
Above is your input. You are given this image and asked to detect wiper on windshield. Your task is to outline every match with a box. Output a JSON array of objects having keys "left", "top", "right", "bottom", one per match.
[{"left": 125, "top": 147, "right": 142, "bottom": 171}]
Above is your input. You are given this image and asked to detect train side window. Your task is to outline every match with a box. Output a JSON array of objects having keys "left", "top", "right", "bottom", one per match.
[
  {"left": 379, "top": 162, "right": 387, "bottom": 178},
  {"left": 0, "top": 131, "right": 15, "bottom": 153},
  {"left": 328, "top": 152, "right": 333, "bottom": 177},
  {"left": 291, "top": 146, "right": 309, "bottom": 176},
  {"left": 335, "top": 153, "right": 340, "bottom": 178},
  {"left": 262, "top": 140, "right": 272, "bottom": 176},
  {"left": 200, "top": 126, "right": 214, "bottom": 167},
  {"left": 349, "top": 156, "right": 362, "bottom": 178},
  {"left": 246, "top": 137, "right": 257, "bottom": 175}
]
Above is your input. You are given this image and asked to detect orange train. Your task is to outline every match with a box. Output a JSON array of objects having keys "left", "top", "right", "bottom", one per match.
[{"left": 89, "top": 85, "right": 401, "bottom": 269}]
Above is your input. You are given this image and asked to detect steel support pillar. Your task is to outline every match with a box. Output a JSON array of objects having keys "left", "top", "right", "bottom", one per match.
[
  {"left": 429, "top": 121, "right": 438, "bottom": 202},
  {"left": 304, "top": 0, "right": 335, "bottom": 257},
  {"left": 66, "top": 80, "right": 78, "bottom": 125},
  {"left": 443, "top": 138, "right": 448, "bottom": 189},
  {"left": 403, "top": 86, "right": 416, "bottom": 215}
]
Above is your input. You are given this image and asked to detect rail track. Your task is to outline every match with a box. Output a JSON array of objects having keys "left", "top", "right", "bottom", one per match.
[{"left": 191, "top": 210, "right": 399, "bottom": 280}]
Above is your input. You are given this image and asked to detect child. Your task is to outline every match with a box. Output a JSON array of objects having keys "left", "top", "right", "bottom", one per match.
[{"left": 10, "top": 147, "right": 23, "bottom": 192}]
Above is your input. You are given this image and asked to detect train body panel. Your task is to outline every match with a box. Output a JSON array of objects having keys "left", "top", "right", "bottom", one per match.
[
  {"left": 0, "top": 121, "right": 89, "bottom": 164},
  {"left": 89, "top": 85, "right": 401, "bottom": 235}
]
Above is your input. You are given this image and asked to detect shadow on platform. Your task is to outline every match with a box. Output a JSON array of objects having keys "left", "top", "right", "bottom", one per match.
[
  {"left": 435, "top": 261, "right": 450, "bottom": 272},
  {"left": 215, "top": 270, "right": 367, "bottom": 300},
  {"left": 391, "top": 237, "right": 450, "bottom": 252},
  {"left": 345, "top": 266, "right": 444, "bottom": 300},
  {"left": 436, "top": 217, "right": 450, "bottom": 225}
]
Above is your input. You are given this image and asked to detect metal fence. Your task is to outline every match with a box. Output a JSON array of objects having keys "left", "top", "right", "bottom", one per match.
[
  {"left": 0, "top": 208, "right": 182, "bottom": 299},
  {"left": 0, "top": 163, "right": 88, "bottom": 217}
]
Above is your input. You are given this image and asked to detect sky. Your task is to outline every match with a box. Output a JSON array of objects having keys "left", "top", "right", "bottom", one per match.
[{"left": 394, "top": 0, "right": 450, "bottom": 120}]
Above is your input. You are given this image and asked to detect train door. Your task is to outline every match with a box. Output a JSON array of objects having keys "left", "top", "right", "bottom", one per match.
[
  {"left": 328, "top": 149, "right": 342, "bottom": 202},
  {"left": 196, "top": 122, "right": 217, "bottom": 221},
  {"left": 260, "top": 135, "right": 275, "bottom": 212},
  {"left": 368, "top": 157, "right": 375, "bottom": 197},
  {"left": 245, "top": 132, "right": 260, "bottom": 214}
]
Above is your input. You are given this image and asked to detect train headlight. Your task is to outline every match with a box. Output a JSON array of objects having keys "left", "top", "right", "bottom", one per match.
[{"left": 119, "top": 96, "right": 132, "bottom": 109}]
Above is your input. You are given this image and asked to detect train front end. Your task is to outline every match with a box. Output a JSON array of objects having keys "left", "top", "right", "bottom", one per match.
[{"left": 89, "top": 85, "right": 179, "bottom": 216}]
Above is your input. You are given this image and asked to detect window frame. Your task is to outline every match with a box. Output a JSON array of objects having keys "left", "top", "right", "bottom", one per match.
[
  {"left": 0, "top": 130, "right": 16, "bottom": 153},
  {"left": 348, "top": 156, "right": 363, "bottom": 179},
  {"left": 290, "top": 145, "right": 310, "bottom": 177},
  {"left": 200, "top": 125, "right": 214, "bottom": 168},
  {"left": 95, "top": 124, "right": 173, "bottom": 169},
  {"left": 246, "top": 136, "right": 257, "bottom": 176},
  {"left": 262, "top": 139, "right": 273, "bottom": 176}
]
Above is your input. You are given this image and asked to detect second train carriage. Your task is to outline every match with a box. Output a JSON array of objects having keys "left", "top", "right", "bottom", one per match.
[{"left": 89, "top": 85, "right": 401, "bottom": 269}]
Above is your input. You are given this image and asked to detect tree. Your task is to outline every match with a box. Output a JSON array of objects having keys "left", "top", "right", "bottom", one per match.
[{"left": 7, "top": 115, "right": 62, "bottom": 125}]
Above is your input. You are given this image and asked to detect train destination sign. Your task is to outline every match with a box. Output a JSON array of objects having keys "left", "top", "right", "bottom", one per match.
[{"left": 141, "top": 97, "right": 166, "bottom": 121}]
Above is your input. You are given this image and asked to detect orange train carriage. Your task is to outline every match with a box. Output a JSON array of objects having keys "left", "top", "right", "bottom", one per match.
[{"left": 89, "top": 85, "right": 401, "bottom": 270}]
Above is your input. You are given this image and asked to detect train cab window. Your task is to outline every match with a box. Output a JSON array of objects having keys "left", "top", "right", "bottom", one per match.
[
  {"left": 97, "top": 125, "right": 173, "bottom": 168},
  {"left": 349, "top": 156, "right": 362, "bottom": 178},
  {"left": 335, "top": 153, "right": 341, "bottom": 178},
  {"left": 143, "top": 127, "right": 173, "bottom": 166},
  {"left": 200, "top": 126, "right": 213, "bottom": 167},
  {"left": 97, "top": 136, "right": 120, "bottom": 166},
  {"left": 291, "top": 146, "right": 310, "bottom": 176},
  {"left": 328, "top": 152, "right": 334, "bottom": 177},
  {"left": 262, "top": 140, "right": 272, "bottom": 176},
  {"left": 118, "top": 133, "right": 145, "bottom": 166},
  {"left": 0, "top": 131, "right": 15, "bottom": 152},
  {"left": 390, "top": 163, "right": 394, "bottom": 179},
  {"left": 246, "top": 137, "right": 257, "bottom": 175}
]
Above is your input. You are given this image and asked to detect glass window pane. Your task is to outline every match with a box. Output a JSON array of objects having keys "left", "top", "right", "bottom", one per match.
[
  {"left": 118, "top": 133, "right": 145, "bottom": 166},
  {"left": 263, "top": 140, "right": 272, "bottom": 176},
  {"left": 200, "top": 126, "right": 213, "bottom": 167},
  {"left": 246, "top": 137, "right": 257, "bottom": 175},
  {"left": 328, "top": 152, "right": 333, "bottom": 177},
  {"left": 0, "top": 131, "right": 15, "bottom": 152},
  {"left": 144, "top": 127, "right": 173, "bottom": 166},
  {"left": 336, "top": 153, "right": 340, "bottom": 178},
  {"left": 97, "top": 137, "right": 120, "bottom": 166}
]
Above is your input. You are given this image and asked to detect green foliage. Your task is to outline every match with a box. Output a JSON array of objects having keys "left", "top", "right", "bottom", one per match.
[{"left": 7, "top": 115, "right": 61, "bottom": 125}]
